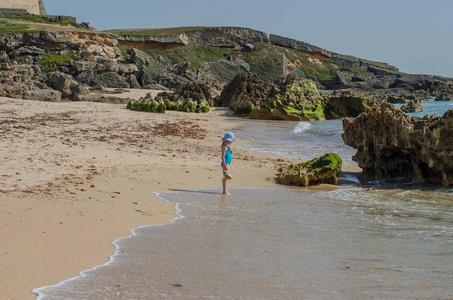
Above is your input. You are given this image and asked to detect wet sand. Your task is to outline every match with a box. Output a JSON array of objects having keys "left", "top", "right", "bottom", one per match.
[{"left": 0, "top": 96, "right": 359, "bottom": 299}]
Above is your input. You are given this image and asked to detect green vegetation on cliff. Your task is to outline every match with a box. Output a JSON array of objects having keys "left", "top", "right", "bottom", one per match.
[
  {"left": 0, "top": 20, "right": 31, "bottom": 35},
  {"left": 140, "top": 41, "right": 343, "bottom": 81},
  {"left": 244, "top": 42, "right": 341, "bottom": 80},
  {"left": 145, "top": 44, "right": 232, "bottom": 70},
  {"left": 0, "top": 14, "right": 80, "bottom": 29},
  {"left": 107, "top": 27, "right": 214, "bottom": 37},
  {"left": 40, "top": 53, "right": 78, "bottom": 72}
]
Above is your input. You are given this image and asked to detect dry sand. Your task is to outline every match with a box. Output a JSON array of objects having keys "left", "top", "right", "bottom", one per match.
[{"left": 0, "top": 96, "right": 360, "bottom": 299}]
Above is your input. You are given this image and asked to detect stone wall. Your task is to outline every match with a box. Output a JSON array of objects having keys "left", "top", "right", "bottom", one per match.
[
  {"left": 0, "top": 0, "right": 46, "bottom": 15},
  {"left": 0, "top": 8, "right": 29, "bottom": 14}
]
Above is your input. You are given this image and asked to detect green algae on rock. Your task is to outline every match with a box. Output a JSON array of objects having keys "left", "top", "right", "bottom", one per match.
[
  {"left": 127, "top": 99, "right": 209, "bottom": 113},
  {"left": 220, "top": 73, "right": 325, "bottom": 120},
  {"left": 276, "top": 153, "right": 343, "bottom": 186}
]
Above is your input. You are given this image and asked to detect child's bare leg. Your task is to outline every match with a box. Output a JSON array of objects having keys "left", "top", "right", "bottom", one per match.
[{"left": 222, "top": 180, "right": 231, "bottom": 195}]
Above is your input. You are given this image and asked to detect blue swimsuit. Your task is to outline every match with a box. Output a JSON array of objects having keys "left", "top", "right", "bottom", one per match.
[{"left": 221, "top": 145, "right": 232, "bottom": 166}]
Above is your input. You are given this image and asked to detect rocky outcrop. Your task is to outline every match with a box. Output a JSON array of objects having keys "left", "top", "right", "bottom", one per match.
[
  {"left": 342, "top": 102, "right": 453, "bottom": 186},
  {"left": 1, "top": 25, "right": 452, "bottom": 111},
  {"left": 92, "top": 72, "right": 130, "bottom": 88},
  {"left": 154, "top": 81, "right": 214, "bottom": 107},
  {"left": 432, "top": 80, "right": 453, "bottom": 101},
  {"left": 218, "top": 73, "right": 324, "bottom": 120},
  {"left": 401, "top": 99, "right": 423, "bottom": 113},
  {"left": 24, "top": 89, "right": 61, "bottom": 101},
  {"left": 48, "top": 72, "right": 89, "bottom": 100},
  {"left": 198, "top": 60, "right": 241, "bottom": 83},
  {"left": 382, "top": 94, "right": 419, "bottom": 104},
  {"left": 117, "top": 27, "right": 271, "bottom": 49},
  {"left": 435, "top": 93, "right": 453, "bottom": 101},
  {"left": 218, "top": 72, "right": 279, "bottom": 113},
  {"left": 269, "top": 34, "right": 329, "bottom": 56},
  {"left": 0, "top": 32, "right": 121, "bottom": 60},
  {"left": 323, "top": 92, "right": 379, "bottom": 119},
  {"left": 275, "top": 153, "right": 343, "bottom": 186},
  {"left": 250, "top": 53, "right": 287, "bottom": 83}
]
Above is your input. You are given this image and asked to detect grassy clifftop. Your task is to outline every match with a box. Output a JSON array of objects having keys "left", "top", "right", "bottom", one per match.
[
  {"left": 106, "top": 26, "right": 217, "bottom": 37},
  {"left": 0, "top": 14, "right": 89, "bottom": 36}
]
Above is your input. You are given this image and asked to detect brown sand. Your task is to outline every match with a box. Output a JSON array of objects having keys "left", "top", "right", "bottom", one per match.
[{"left": 0, "top": 96, "right": 360, "bottom": 299}]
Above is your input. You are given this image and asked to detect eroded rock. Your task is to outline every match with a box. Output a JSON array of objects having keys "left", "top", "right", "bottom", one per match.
[
  {"left": 323, "top": 92, "right": 378, "bottom": 119},
  {"left": 401, "top": 99, "right": 423, "bottom": 113},
  {"left": 342, "top": 102, "right": 453, "bottom": 186},
  {"left": 218, "top": 73, "right": 323, "bottom": 120}
]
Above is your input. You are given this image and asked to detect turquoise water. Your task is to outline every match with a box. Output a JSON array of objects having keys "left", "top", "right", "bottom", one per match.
[{"left": 34, "top": 101, "right": 453, "bottom": 299}]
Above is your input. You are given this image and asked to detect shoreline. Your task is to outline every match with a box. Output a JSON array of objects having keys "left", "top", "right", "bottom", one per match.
[{"left": 0, "top": 97, "right": 360, "bottom": 299}]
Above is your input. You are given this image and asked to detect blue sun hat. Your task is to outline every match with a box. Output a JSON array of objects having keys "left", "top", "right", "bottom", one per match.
[{"left": 221, "top": 131, "right": 236, "bottom": 142}]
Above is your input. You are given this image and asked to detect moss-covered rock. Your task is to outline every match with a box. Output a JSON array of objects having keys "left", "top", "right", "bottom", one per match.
[
  {"left": 126, "top": 99, "right": 167, "bottom": 113},
  {"left": 275, "top": 153, "right": 343, "bottom": 186},
  {"left": 218, "top": 72, "right": 280, "bottom": 114},
  {"left": 127, "top": 96, "right": 209, "bottom": 114},
  {"left": 220, "top": 73, "right": 324, "bottom": 120}
]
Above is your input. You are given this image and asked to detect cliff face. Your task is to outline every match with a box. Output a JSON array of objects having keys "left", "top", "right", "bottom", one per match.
[
  {"left": 117, "top": 27, "right": 271, "bottom": 49},
  {"left": 0, "top": 31, "right": 121, "bottom": 58},
  {"left": 111, "top": 27, "right": 453, "bottom": 96},
  {"left": 113, "top": 27, "right": 401, "bottom": 76},
  {"left": 342, "top": 102, "right": 453, "bottom": 186},
  {"left": 1, "top": 24, "right": 452, "bottom": 117}
]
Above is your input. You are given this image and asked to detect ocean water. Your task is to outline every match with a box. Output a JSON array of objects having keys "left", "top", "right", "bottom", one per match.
[
  {"left": 34, "top": 100, "right": 453, "bottom": 299},
  {"left": 236, "top": 97, "right": 453, "bottom": 165}
]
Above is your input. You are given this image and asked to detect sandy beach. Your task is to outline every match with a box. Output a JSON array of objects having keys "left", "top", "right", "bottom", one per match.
[{"left": 0, "top": 96, "right": 359, "bottom": 299}]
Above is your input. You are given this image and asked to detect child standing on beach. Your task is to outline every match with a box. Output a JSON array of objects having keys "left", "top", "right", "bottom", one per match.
[{"left": 221, "top": 131, "right": 236, "bottom": 195}]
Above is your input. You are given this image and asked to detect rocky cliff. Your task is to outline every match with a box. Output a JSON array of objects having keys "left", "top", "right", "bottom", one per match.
[
  {"left": 1, "top": 23, "right": 453, "bottom": 116},
  {"left": 109, "top": 27, "right": 453, "bottom": 97},
  {"left": 342, "top": 102, "right": 453, "bottom": 186}
]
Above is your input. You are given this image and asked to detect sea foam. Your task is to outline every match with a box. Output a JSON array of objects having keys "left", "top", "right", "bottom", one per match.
[{"left": 292, "top": 121, "right": 311, "bottom": 134}]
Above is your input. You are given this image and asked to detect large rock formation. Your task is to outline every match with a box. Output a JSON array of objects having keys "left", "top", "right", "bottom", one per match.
[
  {"left": 323, "top": 92, "right": 379, "bottom": 119},
  {"left": 342, "top": 102, "right": 453, "bottom": 186},
  {"left": 1, "top": 25, "right": 452, "bottom": 111},
  {"left": 218, "top": 73, "right": 324, "bottom": 120},
  {"left": 114, "top": 27, "right": 271, "bottom": 49},
  {"left": 275, "top": 153, "right": 343, "bottom": 186}
]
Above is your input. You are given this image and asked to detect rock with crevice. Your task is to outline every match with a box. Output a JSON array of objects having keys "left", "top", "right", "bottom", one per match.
[
  {"left": 342, "top": 102, "right": 453, "bottom": 186},
  {"left": 48, "top": 71, "right": 77, "bottom": 91}
]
